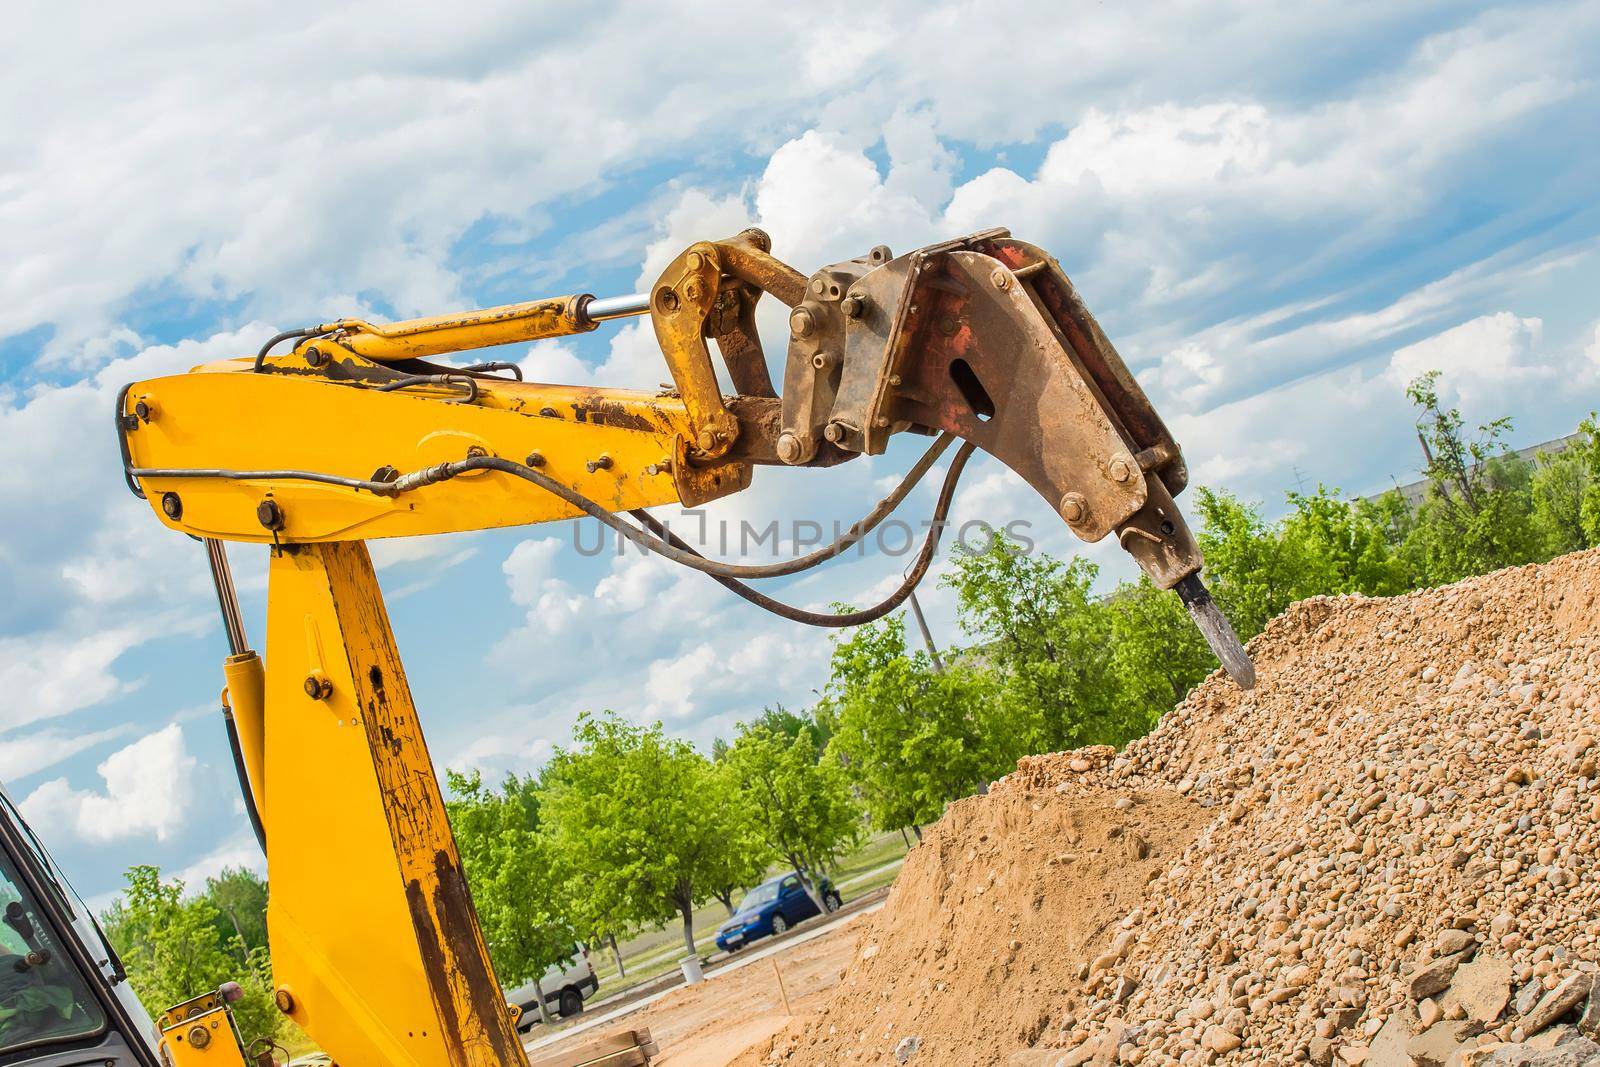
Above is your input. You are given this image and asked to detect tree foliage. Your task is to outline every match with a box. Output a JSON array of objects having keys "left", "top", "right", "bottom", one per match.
[
  {"left": 445, "top": 770, "right": 576, "bottom": 1020},
  {"left": 101, "top": 867, "right": 280, "bottom": 1047},
  {"left": 721, "top": 723, "right": 861, "bottom": 906},
  {"left": 537, "top": 714, "right": 750, "bottom": 958}
]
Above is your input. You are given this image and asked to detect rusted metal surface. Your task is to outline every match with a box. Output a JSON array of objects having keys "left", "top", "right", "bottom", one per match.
[
  {"left": 766, "top": 230, "right": 1203, "bottom": 586},
  {"left": 318, "top": 296, "right": 594, "bottom": 363},
  {"left": 976, "top": 235, "right": 1189, "bottom": 498},
  {"left": 714, "top": 228, "right": 807, "bottom": 308},
  {"left": 649, "top": 242, "right": 741, "bottom": 458},
  {"left": 321, "top": 542, "right": 529, "bottom": 1067}
]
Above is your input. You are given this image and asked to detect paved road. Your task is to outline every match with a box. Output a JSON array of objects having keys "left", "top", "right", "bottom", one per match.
[{"left": 525, "top": 898, "right": 885, "bottom": 1053}]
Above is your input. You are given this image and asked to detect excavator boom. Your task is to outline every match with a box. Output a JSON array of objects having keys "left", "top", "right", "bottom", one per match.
[{"left": 117, "top": 228, "right": 1252, "bottom": 1067}]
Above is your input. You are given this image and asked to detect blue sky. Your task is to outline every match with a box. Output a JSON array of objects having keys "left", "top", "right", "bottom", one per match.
[{"left": 2, "top": 1, "right": 1598, "bottom": 906}]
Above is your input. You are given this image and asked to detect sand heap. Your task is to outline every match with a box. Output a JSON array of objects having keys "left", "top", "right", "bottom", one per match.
[{"left": 740, "top": 549, "right": 1600, "bottom": 1066}]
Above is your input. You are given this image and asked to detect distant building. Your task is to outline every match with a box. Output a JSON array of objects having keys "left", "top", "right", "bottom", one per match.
[{"left": 1375, "top": 432, "right": 1585, "bottom": 509}]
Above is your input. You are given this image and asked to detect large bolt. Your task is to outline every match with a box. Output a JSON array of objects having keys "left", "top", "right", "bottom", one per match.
[
  {"left": 1059, "top": 492, "right": 1088, "bottom": 524},
  {"left": 585, "top": 453, "right": 614, "bottom": 473},
  {"left": 685, "top": 250, "right": 704, "bottom": 270},
  {"left": 823, "top": 422, "right": 847, "bottom": 444},
  {"left": 1109, "top": 457, "right": 1133, "bottom": 483},
  {"left": 523, "top": 451, "right": 545, "bottom": 468},
  {"left": 187, "top": 1025, "right": 211, "bottom": 1050},
  {"left": 841, "top": 293, "right": 866, "bottom": 319},
  {"left": 303, "top": 673, "right": 332, "bottom": 701},
  {"left": 274, "top": 988, "right": 295, "bottom": 1014},
  {"left": 134, "top": 398, "right": 157, "bottom": 423},
  {"left": 811, "top": 351, "right": 835, "bottom": 371},
  {"left": 304, "top": 346, "right": 326, "bottom": 368},
  {"left": 789, "top": 306, "right": 815, "bottom": 338},
  {"left": 655, "top": 287, "right": 680, "bottom": 313},
  {"left": 696, "top": 428, "right": 725, "bottom": 452},
  {"left": 256, "top": 499, "right": 284, "bottom": 531},
  {"left": 776, "top": 432, "right": 803, "bottom": 464},
  {"left": 991, "top": 269, "right": 1011, "bottom": 290},
  {"left": 161, "top": 492, "right": 183, "bottom": 520}
]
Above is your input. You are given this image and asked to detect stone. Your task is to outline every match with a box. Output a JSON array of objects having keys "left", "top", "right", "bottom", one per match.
[
  {"left": 1416, "top": 953, "right": 1474, "bottom": 1001},
  {"left": 1580, "top": 982, "right": 1600, "bottom": 1039},
  {"left": 1408, "top": 1021, "right": 1480, "bottom": 1067},
  {"left": 1369, "top": 1013, "right": 1417, "bottom": 1067},
  {"left": 1309, "top": 1036, "right": 1335, "bottom": 1065},
  {"left": 1202, "top": 1025, "right": 1242, "bottom": 1053},
  {"left": 1523, "top": 976, "right": 1596, "bottom": 1038},
  {"left": 1448, "top": 958, "right": 1516, "bottom": 1025},
  {"left": 894, "top": 1034, "right": 923, "bottom": 1063}
]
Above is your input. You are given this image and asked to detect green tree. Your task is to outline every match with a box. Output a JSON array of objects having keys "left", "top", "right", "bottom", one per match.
[
  {"left": 818, "top": 617, "right": 1004, "bottom": 836},
  {"left": 100, "top": 867, "right": 280, "bottom": 1047},
  {"left": 538, "top": 714, "right": 742, "bottom": 959},
  {"left": 445, "top": 770, "right": 577, "bottom": 1025},
  {"left": 942, "top": 532, "right": 1129, "bottom": 750},
  {"left": 1105, "top": 578, "right": 1214, "bottom": 723},
  {"left": 1530, "top": 447, "right": 1591, "bottom": 557},
  {"left": 203, "top": 867, "right": 268, "bottom": 959},
  {"left": 1397, "top": 371, "right": 1540, "bottom": 581},
  {"left": 699, "top": 765, "right": 773, "bottom": 916},
  {"left": 722, "top": 724, "right": 861, "bottom": 908}
]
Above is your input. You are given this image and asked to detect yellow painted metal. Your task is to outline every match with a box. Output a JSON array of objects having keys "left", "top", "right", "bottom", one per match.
[
  {"left": 314, "top": 294, "right": 594, "bottom": 362},
  {"left": 221, "top": 652, "right": 266, "bottom": 816},
  {"left": 122, "top": 367, "right": 752, "bottom": 544},
  {"left": 263, "top": 541, "right": 527, "bottom": 1067},
  {"left": 156, "top": 990, "right": 251, "bottom": 1067}
]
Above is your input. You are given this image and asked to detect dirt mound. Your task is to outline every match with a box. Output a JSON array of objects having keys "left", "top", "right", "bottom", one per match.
[{"left": 737, "top": 550, "right": 1600, "bottom": 1065}]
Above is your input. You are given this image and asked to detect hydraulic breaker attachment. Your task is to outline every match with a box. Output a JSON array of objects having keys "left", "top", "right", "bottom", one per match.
[{"left": 771, "top": 229, "right": 1254, "bottom": 686}]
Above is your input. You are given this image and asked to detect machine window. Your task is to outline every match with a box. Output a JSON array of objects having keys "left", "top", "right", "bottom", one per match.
[{"left": 0, "top": 849, "right": 106, "bottom": 1054}]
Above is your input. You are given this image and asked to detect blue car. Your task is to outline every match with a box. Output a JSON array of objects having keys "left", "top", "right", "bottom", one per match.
[{"left": 714, "top": 873, "right": 843, "bottom": 953}]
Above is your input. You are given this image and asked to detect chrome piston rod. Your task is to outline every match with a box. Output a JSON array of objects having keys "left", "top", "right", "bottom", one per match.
[{"left": 582, "top": 292, "right": 651, "bottom": 322}]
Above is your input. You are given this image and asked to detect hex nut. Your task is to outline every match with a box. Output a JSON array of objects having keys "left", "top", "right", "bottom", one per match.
[
  {"left": 790, "top": 307, "right": 816, "bottom": 338},
  {"left": 776, "top": 432, "right": 803, "bottom": 464},
  {"left": 1059, "top": 492, "right": 1088, "bottom": 523}
]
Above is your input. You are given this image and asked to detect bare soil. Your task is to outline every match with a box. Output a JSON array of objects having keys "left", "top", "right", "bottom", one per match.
[
  {"left": 532, "top": 913, "right": 869, "bottom": 1066},
  {"left": 734, "top": 549, "right": 1600, "bottom": 1064}
]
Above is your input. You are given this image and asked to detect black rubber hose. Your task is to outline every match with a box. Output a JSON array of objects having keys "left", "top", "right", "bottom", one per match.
[
  {"left": 252, "top": 328, "right": 321, "bottom": 372},
  {"left": 222, "top": 709, "right": 268, "bottom": 854},
  {"left": 631, "top": 439, "right": 975, "bottom": 627}
]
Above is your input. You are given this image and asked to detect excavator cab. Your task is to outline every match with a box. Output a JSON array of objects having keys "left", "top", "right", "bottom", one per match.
[{"left": 0, "top": 783, "right": 162, "bottom": 1066}]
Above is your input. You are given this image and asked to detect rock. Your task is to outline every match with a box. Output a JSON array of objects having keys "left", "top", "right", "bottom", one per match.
[
  {"left": 1580, "top": 982, "right": 1600, "bottom": 1039},
  {"left": 1369, "top": 1013, "right": 1417, "bottom": 1067},
  {"left": 1476, "top": 1037, "right": 1600, "bottom": 1064},
  {"left": 1438, "top": 930, "right": 1478, "bottom": 957},
  {"left": 1339, "top": 1046, "right": 1371, "bottom": 1065},
  {"left": 894, "top": 1034, "right": 922, "bottom": 1063},
  {"left": 1309, "top": 1036, "right": 1335, "bottom": 1065},
  {"left": 1202, "top": 1025, "right": 1242, "bottom": 1053},
  {"left": 1415, "top": 952, "right": 1474, "bottom": 1001},
  {"left": 1529, "top": 1026, "right": 1580, "bottom": 1051},
  {"left": 1448, "top": 958, "right": 1516, "bottom": 1024},
  {"left": 1409, "top": 1021, "right": 1480, "bottom": 1067},
  {"left": 1422, "top": 999, "right": 1445, "bottom": 1028},
  {"left": 1523, "top": 976, "right": 1596, "bottom": 1038}
]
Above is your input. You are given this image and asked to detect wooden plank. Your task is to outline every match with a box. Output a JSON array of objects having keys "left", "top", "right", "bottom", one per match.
[
  {"left": 528, "top": 1029, "right": 653, "bottom": 1067},
  {"left": 575, "top": 1050, "right": 647, "bottom": 1067}
]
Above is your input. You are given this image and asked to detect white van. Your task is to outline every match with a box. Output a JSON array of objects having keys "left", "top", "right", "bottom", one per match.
[{"left": 505, "top": 944, "right": 599, "bottom": 1028}]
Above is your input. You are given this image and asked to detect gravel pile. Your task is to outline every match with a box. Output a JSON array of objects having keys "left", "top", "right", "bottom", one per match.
[{"left": 739, "top": 549, "right": 1600, "bottom": 1066}]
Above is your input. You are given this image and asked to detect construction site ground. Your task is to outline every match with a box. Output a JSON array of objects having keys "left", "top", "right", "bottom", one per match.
[{"left": 527, "top": 901, "right": 875, "bottom": 1066}]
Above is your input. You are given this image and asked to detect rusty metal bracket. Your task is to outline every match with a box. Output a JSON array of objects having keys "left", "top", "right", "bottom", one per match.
[{"left": 771, "top": 230, "right": 1202, "bottom": 588}]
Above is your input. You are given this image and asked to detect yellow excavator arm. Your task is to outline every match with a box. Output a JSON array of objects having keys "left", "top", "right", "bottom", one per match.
[{"left": 118, "top": 228, "right": 1251, "bottom": 1067}]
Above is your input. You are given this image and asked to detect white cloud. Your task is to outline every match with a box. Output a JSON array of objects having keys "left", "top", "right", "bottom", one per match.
[
  {"left": 0, "top": 628, "right": 146, "bottom": 732},
  {"left": 22, "top": 724, "right": 195, "bottom": 844},
  {"left": 0, "top": 725, "right": 135, "bottom": 782},
  {"left": 1387, "top": 311, "right": 1551, "bottom": 406}
]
